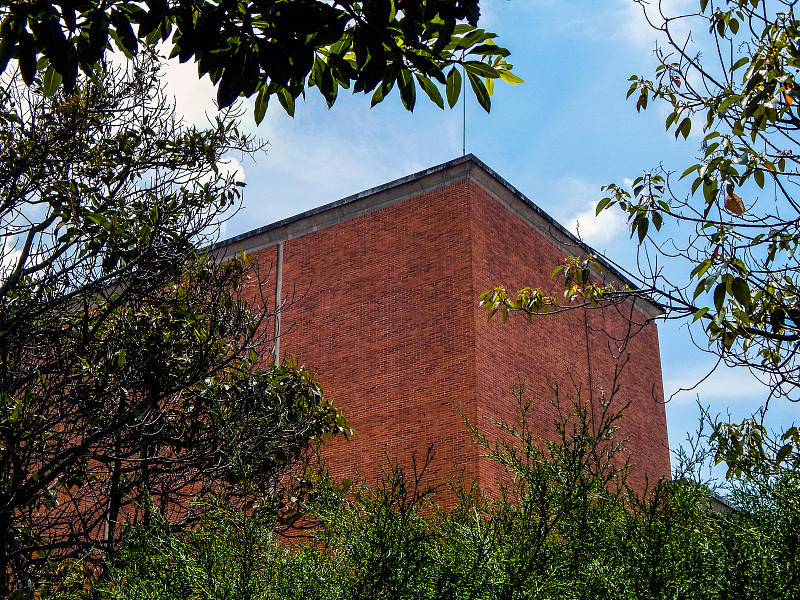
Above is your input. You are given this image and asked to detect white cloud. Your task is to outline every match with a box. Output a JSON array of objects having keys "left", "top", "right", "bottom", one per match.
[
  {"left": 105, "top": 46, "right": 224, "bottom": 129},
  {"left": 544, "top": 177, "right": 627, "bottom": 249},
  {"left": 475, "top": 0, "right": 501, "bottom": 28},
  {"left": 0, "top": 245, "right": 21, "bottom": 281},
  {"left": 662, "top": 358, "right": 800, "bottom": 457},
  {"left": 616, "top": 0, "right": 697, "bottom": 49},
  {"left": 192, "top": 155, "right": 246, "bottom": 189},
  {"left": 160, "top": 55, "right": 220, "bottom": 128},
  {"left": 568, "top": 200, "right": 627, "bottom": 247},
  {"left": 218, "top": 157, "right": 245, "bottom": 182}
]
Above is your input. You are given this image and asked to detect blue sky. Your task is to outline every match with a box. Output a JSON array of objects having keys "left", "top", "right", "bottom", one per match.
[{"left": 164, "top": 0, "right": 799, "bottom": 474}]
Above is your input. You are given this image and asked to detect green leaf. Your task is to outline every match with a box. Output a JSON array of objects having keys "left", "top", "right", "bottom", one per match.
[
  {"left": 731, "top": 56, "right": 750, "bottom": 72},
  {"left": 8, "top": 400, "right": 21, "bottom": 424},
  {"left": 85, "top": 212, "right": 110, "bottom": 229},
  {"left": 415, "top": 74, "right": 444, "bottom": 109},
  {"left": 636, "top": 217, "right": 649, "bottom": 243},
  {"left": 398, "top": 67, "right": 416, "bottom": 112},
  {"left": 455, "top": 28, "right": 492, "bottom": 50},
  {"left": 110, "top": 8, "right": 138, "bottom": 58},
  {"left": 702, "top": 178, "right": 719, "bottom": 205},
  {"left": 8, "top": 587, "right": 30, "bottom": 600},
  {"left": 775, "top": 442, "right": 794, "bottom": 465},
  {"left": 691, "top": 259, "right": 713, "bottom": 279},
  {"left": 595, "top": 197, "right": 612, "bottom": 214},
  {"left": 681, "top": 164, "right": 701, "bottom": 179},
  {"left": 498, "top": 69, "right": 524, "bottom": 85},
  {"left": 677, "top": 117, "right": 692, "bottom": 139},
  {"left": 254, "top": 87, "right": 269, "bottom": 124},
  {"left": 770, "top": 308, "right": 786, "bottom": 331},
  {"left": 730, "top": 277, "right": 751, "bottom": 309},
  {"left": 217, "top": 56, "right": 245, "bottom": 109},
  {"left": 694, "top": 274, "right": 718, "bottom": 300},
  {"left": 371, "top": 82, "right": 388, "bottom": 106},
  {"left": 277, "top": 87, "right": 295, "bottom": 117},
  {"left": 312, "top": 57, "right": 337, "bottom": 107},
  {"left": 713, "top": 282, "right": 727, "bottom": 312},
  {"left": 466, "top": 70, "right": 491, "bottom": 112},
  {"left": 463, "top": 60, "right": 499, "bottom": 78},
  {"left": 42, "top": 66, "right": 62, "bottom": 97},
  {"left": 446, "top": 67, "right": 461, "bottom": 108},
  {"left": 468, "top": 43, "right": 510, "bottom": 57},
  {"left": 652, "top": 211, "right": 663, "bottom": 231},
  {"left": 18, "top": 31, "right": 37, "bottom": 86},
  {"left": 112, "top": 350, "right": 127, "bottom": 370}
]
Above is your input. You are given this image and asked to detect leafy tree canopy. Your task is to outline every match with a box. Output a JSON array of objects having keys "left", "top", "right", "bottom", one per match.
[
  {"left": 0, "top": 0, "right": 521, "bottom": 119},
  {"left": 0, "top": 54, "right": 350, "bottom": 596},
  {"left": 480, "top": 0, "right": 800, "bottom": 483}
]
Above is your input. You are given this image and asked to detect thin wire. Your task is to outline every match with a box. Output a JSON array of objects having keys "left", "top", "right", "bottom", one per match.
[{"left": 462, "top": 66, "right": 466, "bottom": 156}]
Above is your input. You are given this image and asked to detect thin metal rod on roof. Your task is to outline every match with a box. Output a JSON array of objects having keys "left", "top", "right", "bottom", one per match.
[{"left": 462, "top": 65, "right": 466, "bottom": 156}]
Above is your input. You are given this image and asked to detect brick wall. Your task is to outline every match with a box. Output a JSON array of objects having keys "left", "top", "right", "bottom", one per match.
[
  {"left": 468, "top": 183, "right": 669, "bottom": 493},
  {"left": 244, "top": 175, "right": 670, "bottom": 494},
  {"left": 259, "top": 183, "right": 479, "bottom": 486}
]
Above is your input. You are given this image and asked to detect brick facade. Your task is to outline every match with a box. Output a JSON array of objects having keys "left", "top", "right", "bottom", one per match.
[{"left": 216, "top": 156, "right": 670, "bottom": 493}]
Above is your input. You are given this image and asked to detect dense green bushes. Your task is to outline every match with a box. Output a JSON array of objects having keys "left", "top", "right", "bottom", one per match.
[
  {"left": 93, "top": 478, "right": 798, "bottom": 600},
  {"left": 87, "top": 386, "right": 800, "bottom": 600}
]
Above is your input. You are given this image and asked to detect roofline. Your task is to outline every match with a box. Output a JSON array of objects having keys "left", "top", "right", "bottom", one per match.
[
  {"left": 211, "top": 154, "right": 663, "bottom": 318},
  {"left": 210, "top": 155, "right": 480, "bottom": 251}
]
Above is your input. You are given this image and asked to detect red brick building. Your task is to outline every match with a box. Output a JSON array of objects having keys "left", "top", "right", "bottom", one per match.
[{"left": 214, "top": 155, "right": 670, "bottom": 491}]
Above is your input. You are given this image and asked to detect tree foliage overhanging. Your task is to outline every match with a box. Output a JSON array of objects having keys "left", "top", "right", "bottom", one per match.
[
  {"left": 0, "top": 55, "right": 352, "bottom": 596},
  {"left": 480, "top": 0, "right": 800, "bottom": 484},
  {"left": 0, "top": 0, "right": 521, "bottom": 118}
]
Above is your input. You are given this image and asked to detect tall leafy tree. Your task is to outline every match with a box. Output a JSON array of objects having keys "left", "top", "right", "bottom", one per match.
[
  {"left": 0, "top": 3, "right": 520, "bottom": 594},
  {"left": 480, "top": 0, "right": 800, "bottom": 484},
  {"left": 0, "top": 0, "right": 520, "bottom": 118},
  {"left": 0, "top": 55, "right": 350, "bottom": 596}
]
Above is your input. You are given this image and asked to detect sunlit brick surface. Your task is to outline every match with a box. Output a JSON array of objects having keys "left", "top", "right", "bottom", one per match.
[{"left": 235, "top": 159, "right": 670, "bottom": 494}]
